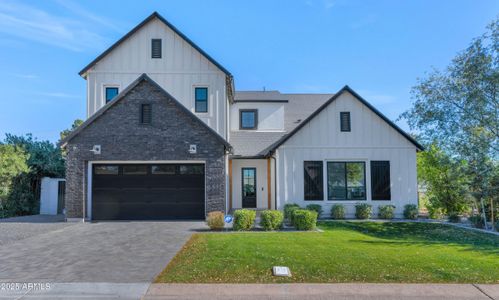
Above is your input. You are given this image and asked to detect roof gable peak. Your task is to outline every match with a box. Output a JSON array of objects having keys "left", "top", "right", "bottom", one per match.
[{"left": 78, "top": 11, "right": 231, "bottom": 77}]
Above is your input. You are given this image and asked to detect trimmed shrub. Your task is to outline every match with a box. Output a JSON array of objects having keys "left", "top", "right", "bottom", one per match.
[
  {"left": 403, "top": 204, "right": 418, "bottom": 220},
  {"left": 233, "top": 209, "right": 256, "bottom": 231},
  {"left": 378, "top": 205, "right": 396, "bottom": 219},
  {"left": 447, "top": 212, "right": 461, "bottom": 223},
  {"left": 293, "top": 209, "right": 317, "bottom": 230},
  {"left": 284, "top": 203, "right": 300, "bottom": 220},
  {"left": 331, "top": 204, "right": 345, "bottom": 219},
  {"left": 355, "top": 203, "right": 372, "bottom": 219},
  {"left": 206, "top": 211, "right": 225, "bottom": 230},
  {"left": 260, "top": 210, "right": 284, "bottom": 231},
  {"left": 468, "top": 215, "right": 485, "bottom": 229},
  {"left": 306, "top": 204, "right": 323, "bottom": 217}
]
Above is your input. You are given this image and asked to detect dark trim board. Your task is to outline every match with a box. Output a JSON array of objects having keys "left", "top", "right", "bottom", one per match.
[{"left": 234, "top": 100, "right": 289, "bottom": 103}]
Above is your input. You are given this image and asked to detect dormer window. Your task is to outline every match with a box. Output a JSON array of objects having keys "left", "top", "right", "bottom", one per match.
[
  {"left": 151, "top": 39, "right": 162, "bottom": 58},
  {"left": 240, "top": 109, "right": 258, "bottom": 130},
  {"left": 105, "top": 87, "right": 119, "bottom": 103}
]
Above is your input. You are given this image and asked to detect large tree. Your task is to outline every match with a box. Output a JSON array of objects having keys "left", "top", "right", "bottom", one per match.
[
  {"left": 402, "top": 18, "right": 498, "bottom": 226},
  {"left": 3, "top": 134, "right": 65, "bottom": 216},
  {"left": 0, "top": 144, "right": 29, "bottom": 217}
]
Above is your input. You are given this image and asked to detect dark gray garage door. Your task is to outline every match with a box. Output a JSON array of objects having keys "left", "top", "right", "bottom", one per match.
[{"left": 92, "top": 163, "right": 205, "bottom": 220}]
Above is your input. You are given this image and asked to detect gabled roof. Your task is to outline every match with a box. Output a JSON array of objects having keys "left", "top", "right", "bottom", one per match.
[
  {"left": 60, "top": 73, "right": 231, "bottom": 150},
  {"left": 261, "top": 85, "right": 424, "bottom": 155},
  {"left": 78, "top": 11, "right": 232, "bottom": 77}
]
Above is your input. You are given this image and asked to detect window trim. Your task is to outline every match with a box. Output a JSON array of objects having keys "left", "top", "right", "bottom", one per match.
[
  {"left": 151, "top": 38, "right": 162, "bottom": 59},
  {"left": 371, "top": 160, "right": 391, "bottom": 201},
  {"left": 239, "top": 109, "right": 258, "bottom": 130},
  {"left": 304, "top": 161, "right": 324, "bottom": 201},
  {"left": 326, "top": 161, "right": 366, "bottom": 201},
  {"left": 194, "top": 86, "right": 209, "bottom": 113},
  {"left": 340, "top": 111, "right": 351, "bottom": 132},
  {"left": 103, "top": 85, "right": 120, "bottom": 104},
  {"left": 140, "top": 103, "right": 152, "bottom": 125}
]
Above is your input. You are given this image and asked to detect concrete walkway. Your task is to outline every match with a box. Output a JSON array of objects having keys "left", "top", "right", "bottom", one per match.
[{"left": 143, "top": 283, "right": 499, "bottom": 300}]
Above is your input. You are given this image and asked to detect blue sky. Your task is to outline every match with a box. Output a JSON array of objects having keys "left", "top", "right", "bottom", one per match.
[{"left": 0, "top": 0, "right": 497, "bottom": 143}]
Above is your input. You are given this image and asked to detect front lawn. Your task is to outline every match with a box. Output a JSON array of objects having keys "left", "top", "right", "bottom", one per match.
[{"left": 155, "top": 222, "right": 499, "bottom": 283}]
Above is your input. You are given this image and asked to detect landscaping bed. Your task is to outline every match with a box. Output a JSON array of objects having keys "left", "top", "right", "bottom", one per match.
[{"left": 155, "top": 221, "right": 499, "bottom": 283}]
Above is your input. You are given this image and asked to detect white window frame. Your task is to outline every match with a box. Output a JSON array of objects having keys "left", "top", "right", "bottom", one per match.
[
  {"left": 193, "top": 85, "right": 209, "bottom": 114},
  {"left": 102, "top": 84, "right": 121, "bottom": 106}
]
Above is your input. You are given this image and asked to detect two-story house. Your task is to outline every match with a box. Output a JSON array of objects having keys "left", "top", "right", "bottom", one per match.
[{"left": 61, "top": 12, "right": 423, "bottom": 221}]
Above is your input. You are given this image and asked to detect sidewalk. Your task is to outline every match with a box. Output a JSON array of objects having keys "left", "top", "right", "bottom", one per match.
[{"left": 143, "top": 283, "right": 499, "bottom": 300}]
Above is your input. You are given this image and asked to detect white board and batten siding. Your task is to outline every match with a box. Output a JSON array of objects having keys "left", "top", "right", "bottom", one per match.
[
  {"left": 229, "top": 102, "right": 285, "bottom": 132},
  {"left": 275, "top": 91, "right": 418, "bottom": 218},
  {"left": 85, "top": 18, "right": 228, "bottom": 137}
]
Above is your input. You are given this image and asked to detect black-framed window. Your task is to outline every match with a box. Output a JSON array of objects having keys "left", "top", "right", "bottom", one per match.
[
  {"left": 371, "top": 161, "right": 391, "bottom": 200},
  {"left": 304, "top": 161, "right": 324, "bottom": 200},
  {"left": 327, "top": 162, "right": 366, "bottom": 200},
  {"left": 105, "top": 87, "right": 119, "bottom": 103},
  {"left": 140, "top": 104, "right": 152, "bottom": 124},
  {"left": 151, "top": 39, "right": 162, "bottom": 58},
  {"left": 239, "top": 109, "right": 258, "bottom": 130},
  {"left": 195, "top": 87, "right": 208, "bottom": 112},
  {"left": 340, "top": 112, "right": 351, "bottom": 132}
]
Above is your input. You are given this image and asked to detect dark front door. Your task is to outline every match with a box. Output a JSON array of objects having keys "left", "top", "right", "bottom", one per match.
[
  {"left": 92, "top": 163, "right": 205, "bottom": 220},
  {"left": 242, "top": 168, "right": 256, "bottom": 208}
]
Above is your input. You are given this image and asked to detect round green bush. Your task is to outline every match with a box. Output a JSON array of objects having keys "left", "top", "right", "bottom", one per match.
[
  {"left": 331, "top": 204, "right": 345, "bottom": 219},
  {"left": 292, "top": 209, "right": 317, "bottom": 230},
  {"left": 355, "top": 203, "right": 372, "bottom": 219},
  {"left": 284, "top": 203, "right": 300, "bottom": 220},
  {"left": 233, "top": 209, "right": 256, "bottom": 231},
  {"left": 260, "top": 210, "right": 284, "bottom": 231},
  {"left": 447, "top": 212, "right": 461, "bottom": 223},
  {"left": 378, "top": 205, "right": 396, "bottom": 219},
  {"left": 306, "top": 204, "right": 323, "bottom": 217},
  {"left": 403, "top": 204, "right": 418, "bottom": 220}
]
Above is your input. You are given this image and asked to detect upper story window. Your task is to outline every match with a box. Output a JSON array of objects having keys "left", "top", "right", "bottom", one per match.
[
  {"left": 340, "top": 112, "right": 351, "bottom": 132},
  {"left": 239, "top": 109, "right": 258, "bottom": 130},
  {"left": 151, "top": 39, "right": 162, "bottom": 58},
  {"left": 105, "top": 87, "right": 119, "bottom": 103},
  {"left": 195, "top": 87, "right": 208, "bottom": 113}
]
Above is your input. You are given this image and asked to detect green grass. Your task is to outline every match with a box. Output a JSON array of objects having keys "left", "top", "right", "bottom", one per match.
[{"left": 155, "top": 222, "right": 499, "bottom": 283}]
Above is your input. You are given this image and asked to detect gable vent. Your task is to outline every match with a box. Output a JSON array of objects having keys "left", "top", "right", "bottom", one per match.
[
  {"left": 141, "top": 104, "right": 152, "bottom": 124},
  {"left": 340, "top": 112, "right": 351, "bottom": 132},
  {"left": 151, "top": 39, "right": 162, "bottom": 58}
]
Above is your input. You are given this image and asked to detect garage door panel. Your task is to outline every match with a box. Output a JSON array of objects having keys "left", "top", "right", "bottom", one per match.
[{"left": 92, "top": 163, "right": 205, "bottom": 220}]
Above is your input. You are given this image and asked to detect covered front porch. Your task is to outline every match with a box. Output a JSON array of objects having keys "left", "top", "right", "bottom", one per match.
[{"left": 228, "top": 158, "right": 275, "bottom": 211}]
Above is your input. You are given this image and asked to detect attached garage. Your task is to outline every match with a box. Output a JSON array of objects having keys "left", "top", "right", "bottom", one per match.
[{"left": 91, "top": 163, "right": 205, "bottom": 220}]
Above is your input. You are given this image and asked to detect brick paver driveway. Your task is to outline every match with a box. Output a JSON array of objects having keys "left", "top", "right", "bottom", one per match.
[{"left": 0, "top": 216, "right": 203, "bottom": 283}]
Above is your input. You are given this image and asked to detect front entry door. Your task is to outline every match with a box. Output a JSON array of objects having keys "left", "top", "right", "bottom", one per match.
[{"left": 242, "top": 168, "right": 257, "bottom": 208}]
